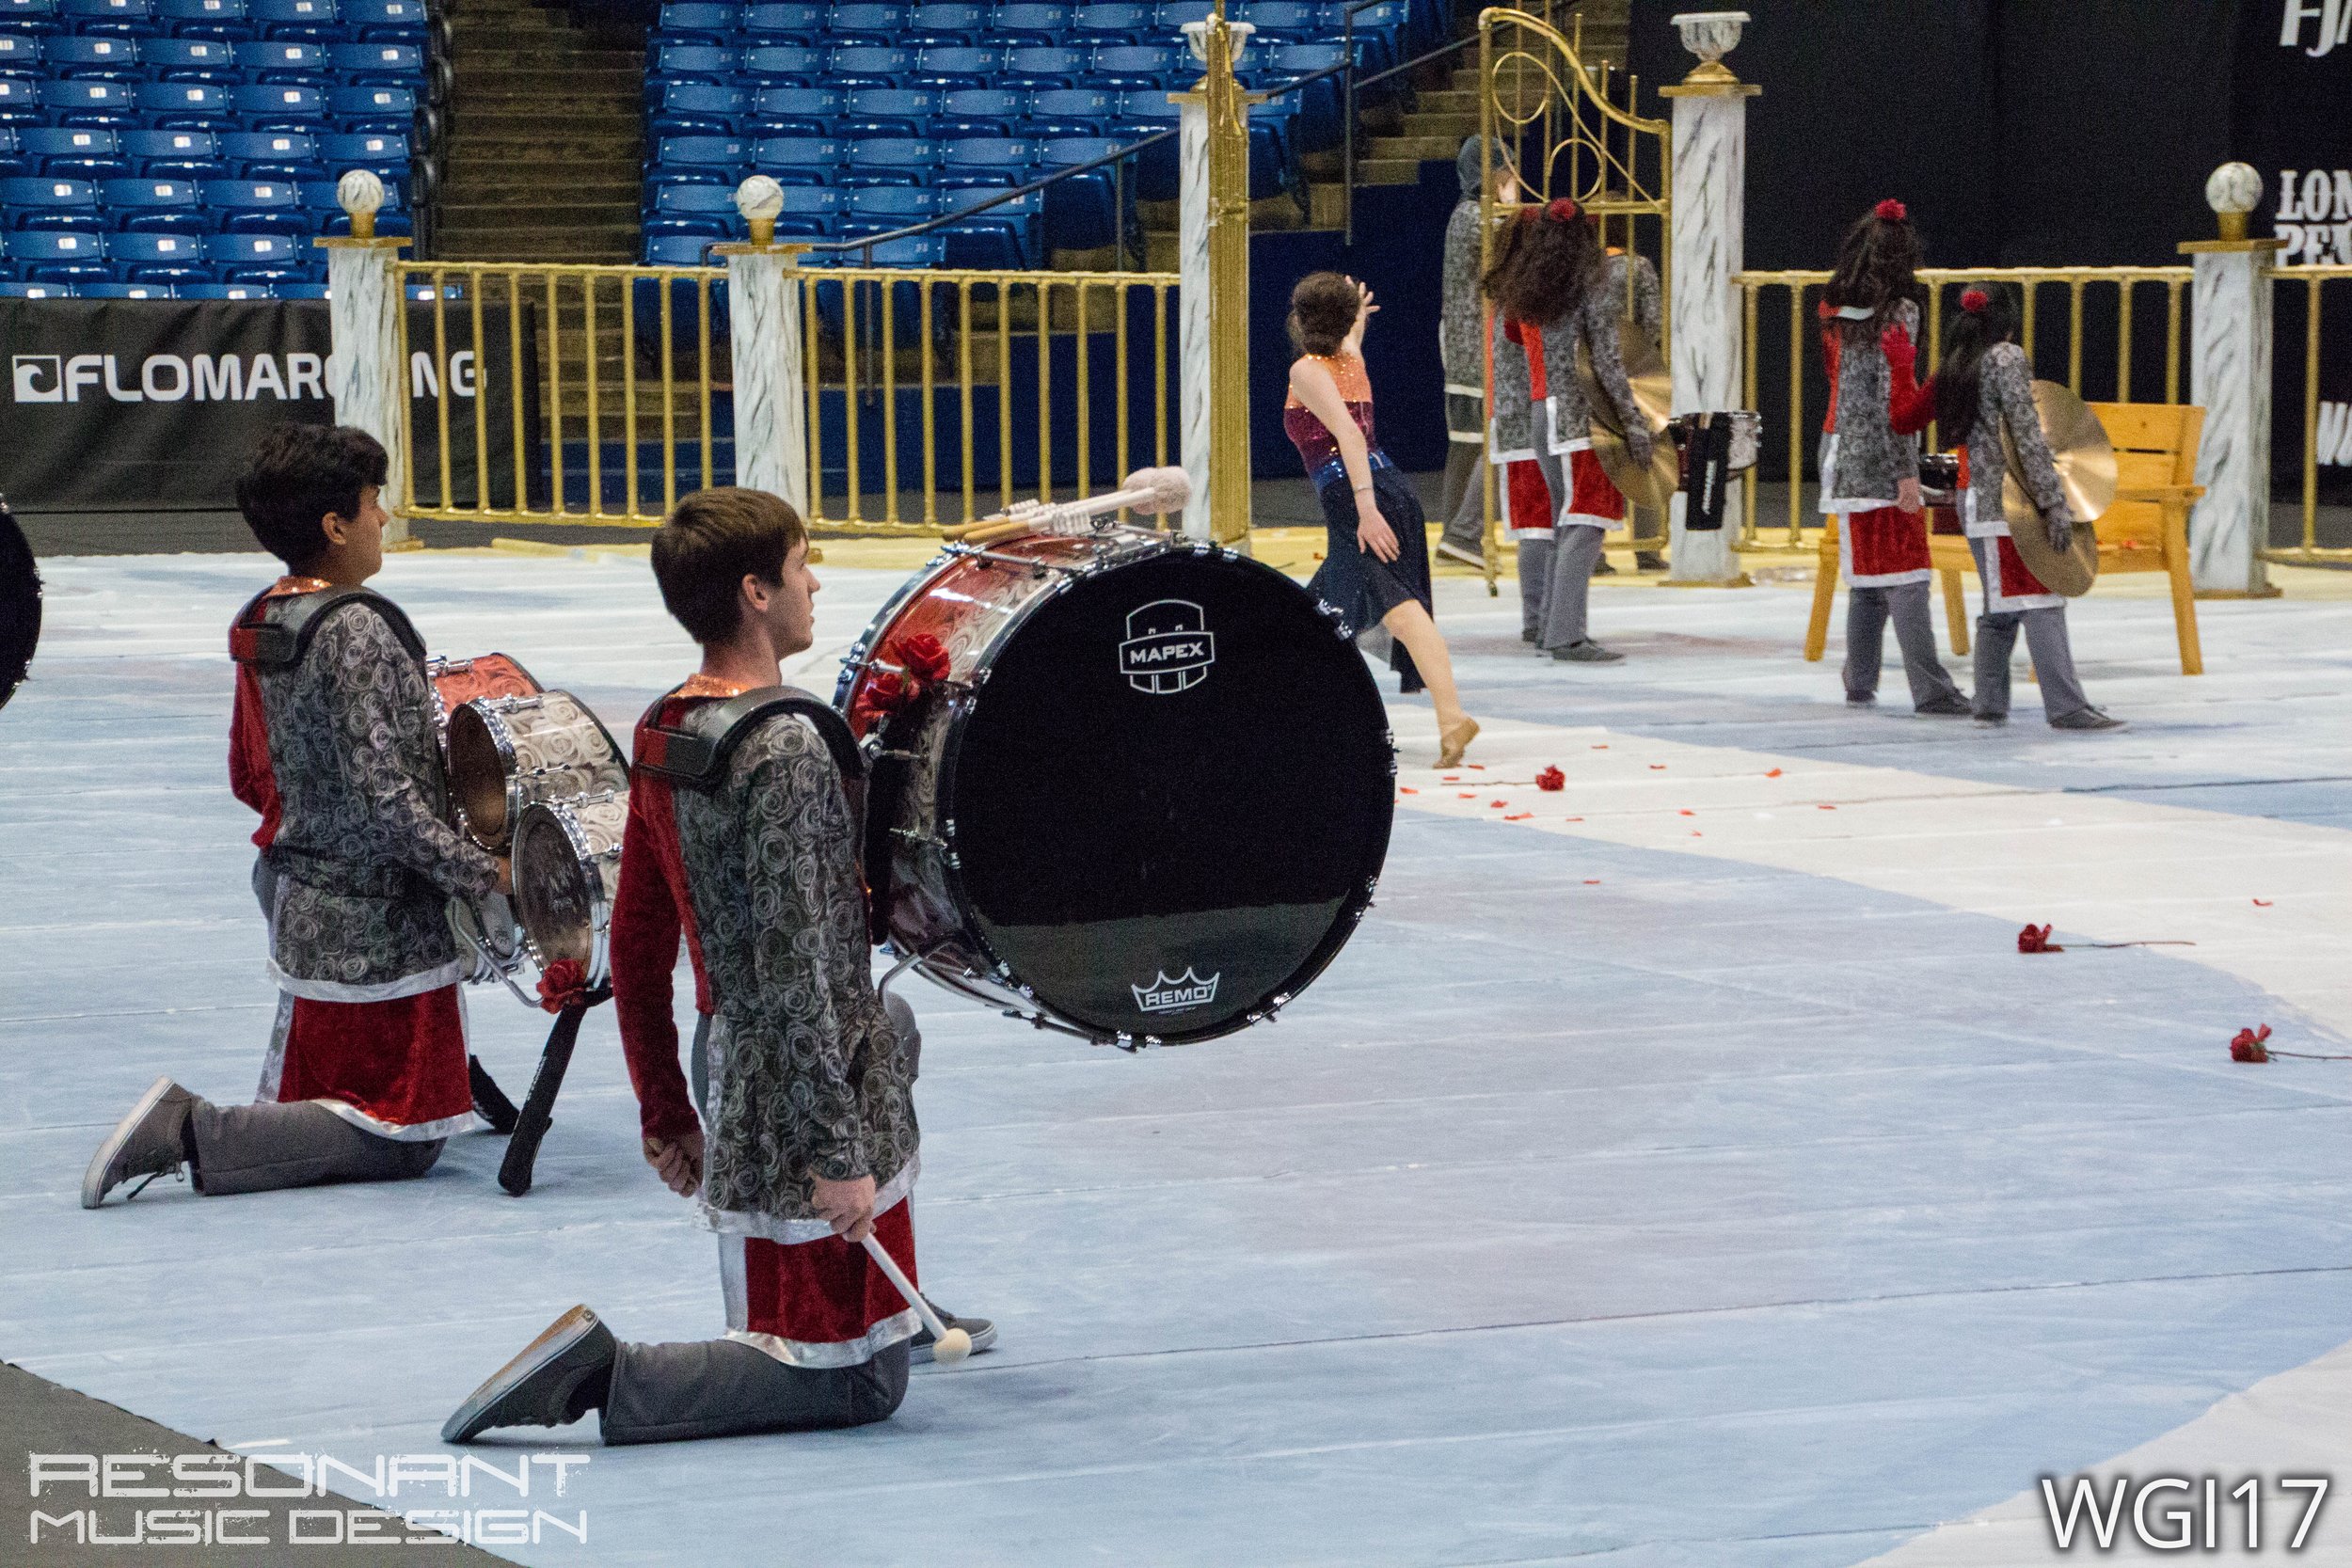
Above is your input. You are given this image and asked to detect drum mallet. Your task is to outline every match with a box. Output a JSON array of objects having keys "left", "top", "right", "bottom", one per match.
[
  {"left": 943, "top": 466, "right": 1192, "bottom": 541},
  {"left": 860, "top": 1231, "right": 973, "bottom": 1367}
]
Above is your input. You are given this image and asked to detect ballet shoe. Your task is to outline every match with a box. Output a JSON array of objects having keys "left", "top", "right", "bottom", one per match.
[{"left": 1436, "top": 717, "right": 1480, "bottom": 768}]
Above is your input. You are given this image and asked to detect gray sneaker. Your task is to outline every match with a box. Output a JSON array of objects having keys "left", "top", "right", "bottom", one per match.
[
  {"left": 912, "top": 1301, "right": 997, "bottom": 1363},
  {"left": 1973, "top": 711, "right": 2008, "bottom": 725},
  {"left": 82, "top": 1076, "right": 194, "bottom": 1209},
  {"left": 1433, "top": 539, "right": 1484, "bottom": 568},
  {"left": 1915, "top": 693, "right": 1973, "bottom": 717},
  {"left": 1551, "top": 641, "right": 1624, "bottom": 663},
  {"left": 1520, "top": 626, "right": 1538, "bottom": 644},
  {"left": 2050, "top": 707, "right": 2125, "bottom": 732},
  {"left": 442, "top": 1306, "right": 616, "bottom": 1444}
]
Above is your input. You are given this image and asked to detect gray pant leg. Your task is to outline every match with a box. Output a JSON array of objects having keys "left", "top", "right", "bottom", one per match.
[
  {"left": 600, "top": 1337, "right": 909, "bottom": 1445},
  {"left": 1973, "top": 611, "right": 2021, "bottom": 718},
  {"left": 1540, "top": 526, "right": 1604, "bottom": 651},
  {"left": 1516, "top": 535, "right": 1554, "bottom": 638},
  {"left": 1884, "top": 581, "right": 1963, "bottom": 709},
  {"left": 1843, "top": 585, "right": 1889, "bottom": 698},
  {"left": 188, "top": 1099, "right": 442, "bottom": 1196},
  {"left": 2020, "top": 606, "right": 2090, "bottom": 721},
  {"left": 1438, "top": 442, "right": 1485, "bottom": 549}
]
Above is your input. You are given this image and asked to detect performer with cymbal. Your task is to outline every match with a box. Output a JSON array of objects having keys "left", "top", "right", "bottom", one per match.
[
  {"left": 83, "top": 425, "right": 511, "bottom": 1209},
  {"left": 1932, "top": 282, "right": 2123, "bottom": 731},
  {"left": 445, "top": 488, "right": 991, "bottom": 1447},
  {"left": 1819, "top": 199, "right": 1969, "bottom": 715},
  {"left": 1483, "top": 198, "right": 1651, "bottom": 663}
]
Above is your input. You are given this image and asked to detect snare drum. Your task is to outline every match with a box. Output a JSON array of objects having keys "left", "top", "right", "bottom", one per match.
[
  {"left": 838, "top": 528, "right": 1395, "bottom": 1046},
  {"left": 428, "top": 653, "right": 541, "bottom": 749},
  {"left": 445, "top": 691, "right": 628, "bottom": 850},
  {"left": 511, "top": 789, "right": 628, "bottom": 987},
  {"left": 448, "top": 890, "right": 530, "bottom": 984}
]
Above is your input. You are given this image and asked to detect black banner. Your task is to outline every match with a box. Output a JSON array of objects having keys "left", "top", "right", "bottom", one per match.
[{"left": 0, "top": 299, "right": 533, "bottom": 514}]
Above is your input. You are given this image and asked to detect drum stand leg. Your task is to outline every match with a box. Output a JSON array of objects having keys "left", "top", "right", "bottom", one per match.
[
  {"left": 469, "top": 1056, "right": 520, "bottom": 1135},
  {"left": 498, "top": 990, "right": 611, "bottom": 1197}
]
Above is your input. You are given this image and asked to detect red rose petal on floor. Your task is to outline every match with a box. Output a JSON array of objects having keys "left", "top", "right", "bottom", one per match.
[
  {"left": 1691, "top": 831, "right": 1703, "bottom": 837},
  {"left": 1592, "top": 744, "right": 1608, "bottom": 750},
  {"left": 1677, "top": 809, "right": 1694, "bottom": 816},
  {"left": 1466, "top": 763, "right": 1486, "bottom": 770},
  {"left": 1504, "top": 813, "right": 1533, "bottom": 821},
  {"left": 1490, "top": 800, "right": 1507, "bottom": 808},
  {"left": 1765, "top": 768, "right": 1783, "bottom": 778},
  {"left": 1441, "top": 775, "right": 1460, "bottom": 783},
  {"left": 1582, "top": 879, "right": 1600, "bottom": 884},
  {"left": 1565, "top": 816, "right": 1583, "bottom": 822},
  {"left": 1649, "top": 764, "right": 1666, "bottom": 770},
  {"left": 1818, "top": 804, "right": 1837, "bottom": 811},
  {"left": 1457, "top": 791, "right": 1476, "bottom": 799},
  {"left": 2253, "top": 899, "right": 2273, "bottom": 907},
  {"left": 1398, "top": 786, "right": 1418, "bottom": 795}
]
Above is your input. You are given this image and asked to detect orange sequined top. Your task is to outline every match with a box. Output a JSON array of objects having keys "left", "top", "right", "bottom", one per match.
[{"left": 1283, "top": 351, "right": 1382, "bottom": 490}]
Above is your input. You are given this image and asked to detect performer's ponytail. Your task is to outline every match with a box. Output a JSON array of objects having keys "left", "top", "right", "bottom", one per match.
[
  {"left": 1931, "top": 281, "right": 2022, "bottom": 445},
  {"left": 1483, "top": 200, "right": 1602, "bottom": 328},
  {"left": 1825, "top": 198, "right": 1925, "bottom": 338}
]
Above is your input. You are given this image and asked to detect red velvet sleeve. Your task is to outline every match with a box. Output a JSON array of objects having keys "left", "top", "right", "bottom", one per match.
[
  {"left": 1883, "top": 324, "right": 1937, "bottom": 436},
  {"left": 228, "top": 666, "right": 280, "bottom": 847},
  {"left": 609, "top": 776, "right": 700, "bottom": 1143}
]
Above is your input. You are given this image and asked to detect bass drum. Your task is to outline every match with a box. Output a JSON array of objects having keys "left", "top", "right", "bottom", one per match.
[
  {"left": 1, "top": 501, "right": 40, "bottom": 714},
  {"left": 838, "top": 531, "right": 1395, "bottom": 1046}
]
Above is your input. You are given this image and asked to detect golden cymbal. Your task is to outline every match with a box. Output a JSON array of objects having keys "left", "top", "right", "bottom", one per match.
[
  {"left": 1581, "top": 316, "right": 1678, "bottom": 513},
  {"left": 2000, "top": 380, "right": 2115, "bottom": 598}
]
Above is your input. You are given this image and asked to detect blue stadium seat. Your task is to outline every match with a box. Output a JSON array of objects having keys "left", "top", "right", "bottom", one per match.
[
  {"left": 1235, "top": 0, "right": 1318, "bottom": 39},
  {"left": 1091, "top": 42, "right": 1180, "bottom": 88},
  {"left": 47, "top": 36, "right": 142, "bottom": 78},
  {"left": 300, "top": 175, "right": 402, "bottom": 230},
  {"left": 326, "top": 40, "right": 418, "bottom": 80},
  {"left": 275, "top": 278, "right": 326, "bottom": 295},
  {"left": 910, "top": 45, "right": 996, "bottom": 87},
  {"left": 656, "top": 2, "right": 736, "bottom": 41},
  {"left": 220, "top": 129, "right": 321, "bottom": 176},
  {"left": 101, "top": 173, "right": 203, "bottom": 229},
  {"left": 343, "top": 0, "right": 423, "bottom": 37},
  {"left": 1, "top": 0, "right": 60, "bottom": 36},
  {"left": 1155, "top": 0, "right": 1211, "bottom": 28},
  {"left": 905, "top": 2, "right": 984, "bottom": 43},
  {"left": 0, "top": 126, "right": 24, "bottom": 175},
  {"left": 80, "top": 277, "right": 171, "bottom": 294},
  {"left": 1333, "top": 0, "right": 1405, "bottom": 71},
  {"left": 175, "top": 278, "right": 272, "bottom": 295},
  {"left": 824, "top": 45, "right": 908, "bottom": 86},
  {"left": 991, "top": 4, "right": 1068, "bottom": 41},
  {"left": 248, "top": 0, "right": 338, "bottom": 40},
  {"left": 0, "top": 279, "right": 77, "bottom": 295},
  {"left": 318, "top": 126, "right": 400, "bottom": 166},
  {"left": 841, "top": 181, "right": 931, "bottom": 234},
  {"left": 49, "top": 79, "right": 141, "bottom": 125},
  {"left": 212, "top": 227, "right": 306, "bottom": 278},
  {"left": 144, "top": 36, "right": 239, "bottom": 76},
  {"left": 650, "top": 80, "right": 745, "bottom": 136},
  {"left": 739, "top": 2, "right": 818, "bottom": 40},
  {"left": 640, "top": 231, "right": 717, "bottom": 265},
  {"left": 643, "top": 178, "right": 738, "bottom": 240},
  {"left": 119, "top": 126, "right": 221, "bottom": 174},
  {"left": 1027, "top": 86, "right": 1112, "bottom": 135},
  {"left": 229, "top": 82, "right": 324, "bottom": 127},
  {"left": 3, "top": 174, "right": 101, "bottom": 230},
  {"left": 654, "top": 133, "right": 748, "bottom": 182},
  {"left": 0, "top": 78, "right": 38, "bottom": 123},
  {"left": 8, "top": 228, "right": 110, "bottom": 283},
  {"left": 934, "top": 86, "right": 1025, "bottom": 136},
  {"left": 749, "top": 133, "right": 840, "bottom": 183},
  {"left": 1001, "top": 45, "right": 1084, "bottom": 86},
  {"left": 647, "top": 40, "right": 732, "bottom": 82},
  {"left": 1070, "top": 3, "right": 1149, "bottom": 43},
  {"left": 156, "top": 0, "right": 254, "bottom": 38},
  {"left": 62, "top": 0, "right": 161, "bottom": 36},
  {"left": 842, "top": 135, "right": 932, "bottom": 185},
  {"left": 201, "top": 174, "right": 307, "bottom": 232},
  {"left": 939, "top": 180, "right": 1039, "bottom": 266},
  {"left": 937, "top": 135, "right": 1032, "bottom": 182},
  {"left": 844, "top": 233, "right": 940, "bottom": 265},
  {"left": 768, "top": 179, "right": 838, "bottom": 233},
  {"left": 111, "top": 226, "right": 207, "bottom": 280},
  {"left": 0, "top": 34, "right": 40, "bottom": 71},
  {"left": 746, "top": 85, "right": 836, "bottom": 136},
  {"left": 132, "top": 81, "right": 230, "bottom": 124},
  {"left": 840, "top": 87, "right": 933, "bottom": 137},
  {"left": 1032, "top": 135, "right": 1120, "bottom": 249},
  {"left": 23, "top": 126, "right": 130, "bottom": 178},
  {"left": 327, "top": 83, "right": 409, "bottom": 129},
  {"left": 235, "top": 39, "right": 326, "bottom": 79},
  {"left": 825, "top": 2, "right": 902, "bottom": 39},
  {"left": 739, "top": 43, "right": 820, "bottom": 83},
  {"left": 1253, "top": 40, "right": 1341, "bottom": 148}
]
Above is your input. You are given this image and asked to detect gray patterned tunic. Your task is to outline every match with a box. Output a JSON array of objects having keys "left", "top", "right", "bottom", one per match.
[
  {"left": 670, "top": 702, "right": 916, "bottom": 1241},
  {"left": 1487, "top": 261, "right": 1645, "bottom": 462},
  {"left": 1963, "top": 341, "right": 2070, "bottom": 536},
  {"left": 1819, "top": 298, "right": 1922, "bottom": 507},
  {"left": 241, "top": 597, "right": 500, "bottom": 999}
]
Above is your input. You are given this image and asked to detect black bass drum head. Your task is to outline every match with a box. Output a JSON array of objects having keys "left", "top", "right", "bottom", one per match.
[
  {"left": 0, "top": 504, "right": 39, "bottom": 713},
  {"left": 942, "top": 547, "right": 1394, "bottom": 1043}
]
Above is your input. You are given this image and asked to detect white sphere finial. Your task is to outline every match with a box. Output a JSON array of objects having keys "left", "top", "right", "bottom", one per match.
[
  {"left": 735, "top": 174, "right": 786, "bottom": 224},
  {"left": 2205, "top": 162, "right": 2261, "bottom": 216},
  {"left": 337, "top": 168, "right": 384, "bottom": 218}
]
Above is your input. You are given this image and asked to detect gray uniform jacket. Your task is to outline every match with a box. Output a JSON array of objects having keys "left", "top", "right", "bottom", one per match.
[
  {"left": 1963, "top": 341, "right": 2070, "bottom": 535},
  {"left": 1819, "top": 297, "right": 1921, "bottom": 505},
  {"left": 1488, "top": 262, "right": 1645, "bottom": 462},
  {"left": 671, "top": 701, "right": 917, "bottom": 1241},
  {"left": 1439, "top": 141, "right": 1486, "bottom": 394}
]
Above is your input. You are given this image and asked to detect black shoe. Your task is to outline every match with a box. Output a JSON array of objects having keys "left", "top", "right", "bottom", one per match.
[
  {"left": 911, "top": 1300, "right": 998, "bottom": 1364},
  {"left": 1973, "top": 711, "right": 2008, "bottom": 725},
  {"left": 1635, "top": 550, "right": 1667, "bottom": 572},
  {"left": 1520, "top": 627, "right": 1538, "bottom": 644},
  {"left": 1846, "top": 690, "right": 1878, "bottom": 706},
  {"left": 1592, "top": 554, "right": 1618, "bottom": 576},
  {"left": 1915, "top": 694, "right": 1973, "bottom": 717},
  {"left": 2050, "top": 707, "right": 2125, "bottom": 732},
  {"left": 1551, "top": 640, "right": 1624, "bottom": 663},
  {"left": 82, "top": 1076, "right": 194, "bottom": 1209},
  {"left": 442, "top": 1307, "right": 616, "bottom": 1444}
]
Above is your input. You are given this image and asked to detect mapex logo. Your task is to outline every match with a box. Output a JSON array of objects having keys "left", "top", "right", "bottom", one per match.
[
  {"left": 2281, "top": 0, "right": 2351, "bottom": 55},
  {"left": 1132, "top": 967, "right": 1219, "bottom": 1014},
  {"left": 1118, "top": 599, "right": 1216, "bottom": 694},
  {"left": 11, "top": 352, "right": 326, "bottom": 405}
]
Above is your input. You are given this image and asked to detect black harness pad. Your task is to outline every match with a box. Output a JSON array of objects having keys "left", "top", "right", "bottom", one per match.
[{"left": 229, "top": 585, "right": 426, "bottom": 669}]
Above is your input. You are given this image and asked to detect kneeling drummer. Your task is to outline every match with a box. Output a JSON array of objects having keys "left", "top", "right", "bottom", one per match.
[{"left": 445, "top": 488, "right": 992, "bottom": 1447}]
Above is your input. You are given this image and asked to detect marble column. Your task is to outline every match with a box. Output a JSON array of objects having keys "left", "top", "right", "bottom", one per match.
[
  {"left": 320, "top": 171, "right": 409, "bottom": 540},
  {"left": 2181, "top": 165, "right": 2283, "bottom": 598},
  {"left": 1176, "top": 94, "right": 1213, "bottom": 542},
  {"left": 1660, "top": 13, "right": 1756, "bottom": 587},
  {"left": 721, "top": 178, "right": 809, "bottom": 517}
]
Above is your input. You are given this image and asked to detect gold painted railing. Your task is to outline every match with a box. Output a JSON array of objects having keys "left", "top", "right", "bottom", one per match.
[
  {"left": 2274, "top": 264, "right": 2352, "bottom": 565},
  {"left": 1735, "top": 266, "right": 2192, "bottom": 548},
  {"left": 395, "top": 257, "right": 1180, "bottom": 532}
]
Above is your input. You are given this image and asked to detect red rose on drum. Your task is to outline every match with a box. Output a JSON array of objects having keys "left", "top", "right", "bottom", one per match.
[{"left": 894, "top": 632, "right": 952, "bottom": 685}]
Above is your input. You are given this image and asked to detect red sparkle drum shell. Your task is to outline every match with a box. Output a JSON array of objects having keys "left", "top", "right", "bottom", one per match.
[
  {"left": 428, "top": 653, "right": 541, "bottom": 740},
  {"left": 837, "top": 530, "right": 1395, "bottom": 1046}
]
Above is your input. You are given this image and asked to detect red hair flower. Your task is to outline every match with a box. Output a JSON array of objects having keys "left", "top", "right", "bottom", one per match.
[
  {"left": 1546, "top": 197, "right": 1581, "bottom": 223},
  {"left": 2017, "top": 923, "right": 2061, "bottom": 954},
  {"left": 1960, "top": 288, "right": 1989, "bottom": 313},
  {"left": 537, "top": 958, "right": 589, "bottom": 1014},
  {"left": 2230, "top": 1024, "right": 2273, "bottom": 1063},
  {"left": 1535, "top": 765, "right": 1565, "bottom": 792},
  {"left": 1874, "top": 198, "right": 1908, "bottom": 223},
  {"left": 894, "top": 632, "right": 952, "bottom": 685}
]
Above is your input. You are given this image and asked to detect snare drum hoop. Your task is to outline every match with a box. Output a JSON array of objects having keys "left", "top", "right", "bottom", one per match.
[
  {"left": 513, "top": 794, "right": 621, "bottom": 988},
  {"left": 917, "top": 539, "right": 1391, "bottom": 1046},
  {"left": 453, "top": 694, "right": 627, "bottom": 850}
]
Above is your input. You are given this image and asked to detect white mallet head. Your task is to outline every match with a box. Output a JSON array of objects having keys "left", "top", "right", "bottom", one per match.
[
  {"left": 1121, "top": 465, "right": 1192, "bottom": 516},
  {"left": 931, "top": 1325, "right": 974, "bottom": 1366}
]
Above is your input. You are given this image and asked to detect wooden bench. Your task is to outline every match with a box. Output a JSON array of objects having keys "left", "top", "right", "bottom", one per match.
[{"left": 1804, "top": 401, "right": 2207, "bottom": 675}]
